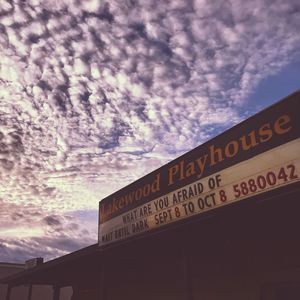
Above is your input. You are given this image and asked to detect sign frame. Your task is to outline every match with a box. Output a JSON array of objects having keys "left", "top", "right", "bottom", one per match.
[{"left": 98, "top": 91, "right": 300, "bottom": 247}]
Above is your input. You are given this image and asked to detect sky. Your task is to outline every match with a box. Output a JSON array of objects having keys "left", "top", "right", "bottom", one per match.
[{"left": 0, "top": 0, "right": 300, "bottom": 263}]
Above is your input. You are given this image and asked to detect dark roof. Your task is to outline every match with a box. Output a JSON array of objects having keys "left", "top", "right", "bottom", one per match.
[
  {"left": 0, "top": 243, "right": 101, "bottom": 286},
  {"left": 0, "top": 262, "right": 24, "bottom": 268}
]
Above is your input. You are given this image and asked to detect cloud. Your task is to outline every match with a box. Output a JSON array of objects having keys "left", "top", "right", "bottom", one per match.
[
  {"left": 0, "top": 205, "right": 97, "bottom": 262},
  {"left": 0, "top": 0, "right": 300, "bottom": 262},
  {"left": 0, "top": 235, "right": 95, "bottom": 263},
  {"left": 43, "top": 215, "right": 61, "bottom": 227}
]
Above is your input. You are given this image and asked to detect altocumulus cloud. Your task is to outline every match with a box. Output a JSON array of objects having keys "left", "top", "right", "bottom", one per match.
[{"left": 0, "top": 0, "right": 300, "bottom": 262}]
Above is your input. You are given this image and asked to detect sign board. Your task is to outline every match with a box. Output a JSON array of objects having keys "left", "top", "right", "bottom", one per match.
[{"left": 98, "top": 91, "right": 300, "bottom": 246}]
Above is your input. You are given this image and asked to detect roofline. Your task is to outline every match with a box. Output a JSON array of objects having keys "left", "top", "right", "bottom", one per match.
[
  {"left": 0, "top": 262, "right": 24, "bottom": 268},
  {"left": 0, "top": 243, "right": 100, "bottom": 285}
]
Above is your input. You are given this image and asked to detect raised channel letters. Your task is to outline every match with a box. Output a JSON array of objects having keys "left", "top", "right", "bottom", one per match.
[{"left": 167, "top": 114, "right": 291, "bottom": 186}]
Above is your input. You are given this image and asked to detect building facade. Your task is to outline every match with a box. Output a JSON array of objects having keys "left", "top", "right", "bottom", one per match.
[{"left": 1, "top": 90, "right": 300, "bottom": 300}]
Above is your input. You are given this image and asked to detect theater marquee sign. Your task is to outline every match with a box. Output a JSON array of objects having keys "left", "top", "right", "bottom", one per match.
[{"left": 98, "top": 92, "right": 300, "bottom": 246}]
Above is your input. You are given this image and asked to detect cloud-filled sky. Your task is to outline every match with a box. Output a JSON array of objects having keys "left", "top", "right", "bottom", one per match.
[{"left": 0, "top": 0, "right": 300, "bottom": 263}]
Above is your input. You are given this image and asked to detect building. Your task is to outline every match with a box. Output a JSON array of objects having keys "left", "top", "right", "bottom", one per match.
[
  {"left": 1, "top": 90, "right": 300, "bottom": 300},
  {"left": 0, "top": 262, "right": 72, "bottom": 300},
  {"left": 0, "top": 263, "right": 25, "bottom": 300}
]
